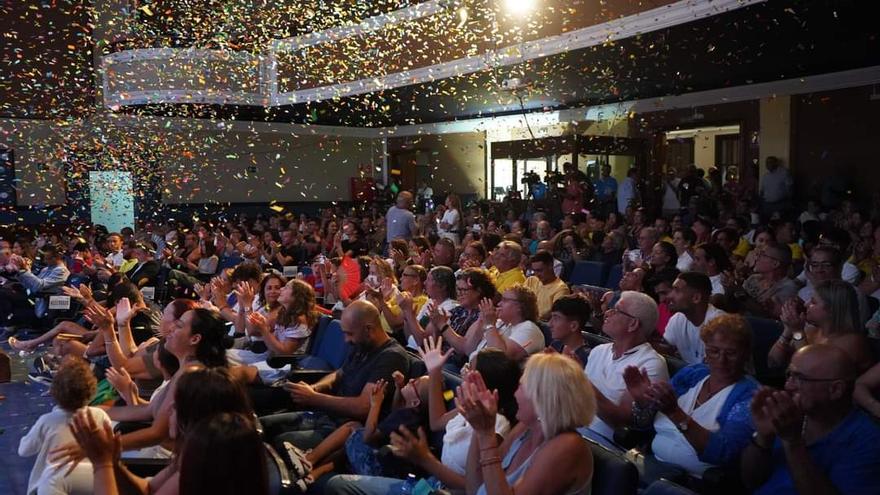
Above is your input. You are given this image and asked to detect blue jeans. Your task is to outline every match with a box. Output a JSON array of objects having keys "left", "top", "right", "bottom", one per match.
[
  {"left": 324, "top": 475, "right": 409, "bottom": 495},
  {"left": 259, "top": 410, "right": 340, "bottom": 450}
]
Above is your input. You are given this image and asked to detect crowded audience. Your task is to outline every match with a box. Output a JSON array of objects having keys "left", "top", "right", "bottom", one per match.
[{"left": 5, "top": 160, "right": 880, "bottom": 494}]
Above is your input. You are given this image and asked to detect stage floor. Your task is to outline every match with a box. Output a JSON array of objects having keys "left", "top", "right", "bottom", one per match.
[{"left": 0, "top": 337, "right": 55, "bottom": 495}]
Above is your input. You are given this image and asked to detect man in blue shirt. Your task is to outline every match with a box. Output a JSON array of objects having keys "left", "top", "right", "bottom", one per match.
[
  {"left": 742, "top": 344, "right": 880, "bottom": 495},
  {"left": 593, "top": 164, "right": 617, "bottom": 214}
]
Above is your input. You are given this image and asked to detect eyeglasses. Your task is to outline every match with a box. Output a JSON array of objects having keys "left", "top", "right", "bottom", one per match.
[
  {"left": 785, "top": 370, "right": 850, "bottom": 384},
  {"left": 456, "top": 286, "right": 474, "bottom": 293},
  {"left": 758, "top": 252, "right": 782, "bottom": 262},
  {"left": 705, "top": 346, "right": 741, "bottom": 360},
  {"left": 808, "top": 261, "right": 834, "bottom": 270},
  {"left": 605, "top": 306, "right": 637, "bottom": 320}
]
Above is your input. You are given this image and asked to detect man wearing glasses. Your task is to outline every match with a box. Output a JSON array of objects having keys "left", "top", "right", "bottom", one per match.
[
  {"left": 738, "top": 242, "right": 799, "bottom": 318},
  {"left": 582, "top": 291, "right": 668, "bottom": 448},
  {"left": 742, "top": 344, "right": 880, "bottom": 495}
]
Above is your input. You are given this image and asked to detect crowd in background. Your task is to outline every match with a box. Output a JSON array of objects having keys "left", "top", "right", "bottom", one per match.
[{"left": 3, "top": 157, "right": 880, "bottom": 495}]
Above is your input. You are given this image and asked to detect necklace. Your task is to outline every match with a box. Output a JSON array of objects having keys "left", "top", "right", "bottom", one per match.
[{"left": 695, "top": 378, "right": 725, "bottom": 408}]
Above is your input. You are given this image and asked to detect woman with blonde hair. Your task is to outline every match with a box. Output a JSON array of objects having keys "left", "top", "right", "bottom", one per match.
[
  {"left": 771, "top": 279, "right": 873, "bottom": 373},
  {"left": 458, "top": 353, "right": 596, "bottom": 495},
  {"left": 361, "top": 256, "right": 404, "bottom": 333}
]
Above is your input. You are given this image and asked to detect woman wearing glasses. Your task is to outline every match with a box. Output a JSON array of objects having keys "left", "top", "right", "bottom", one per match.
[
  {"left": 624, "top": 313, "right": 759, "bottom": 485},
  {"left": 442, "top": 283, "right": 545, "bottom": 368}
]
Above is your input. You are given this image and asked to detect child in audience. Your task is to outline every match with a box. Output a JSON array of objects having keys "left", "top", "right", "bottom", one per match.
[
  {"left": 18, "top": 356, "right": 110, "bottom": 495},
  {"left": 301, "top": 370, "right": 431, "bottom": 481}
]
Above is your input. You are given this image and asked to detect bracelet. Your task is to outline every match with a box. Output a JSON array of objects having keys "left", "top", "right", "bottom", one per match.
[
  {"left": 92, "top": 463, "right": 115, "bottom": 471},
  {"left": 479, "top": 456, "right": 502, "bottom": 468},
  {"left": 440, "top": 324, "right": 451, "bottom": 334},
  {"left": 480, "top": 445, "right": 498, "bottom": 454}
]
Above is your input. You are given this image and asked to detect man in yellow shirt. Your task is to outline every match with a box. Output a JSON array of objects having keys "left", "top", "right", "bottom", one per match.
[
  {"left": 523, "top": 250, "right": 571, "bottom": 320},
  {"left": 493, "top": 240, "right": 526, "bottom": 293}
]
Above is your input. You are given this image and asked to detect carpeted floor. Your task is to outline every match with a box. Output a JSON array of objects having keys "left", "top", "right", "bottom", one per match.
[{"left": 0, "top": 336, "right": 55, "bottom": 495}]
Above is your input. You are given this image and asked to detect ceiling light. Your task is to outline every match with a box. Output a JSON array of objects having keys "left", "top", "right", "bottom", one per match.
[{"left": 504, "top": 0, "right": 536, "bottom": 16}]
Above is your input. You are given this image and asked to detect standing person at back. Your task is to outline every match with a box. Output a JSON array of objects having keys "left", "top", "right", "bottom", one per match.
[{"left": 386, "top": 191, "right": 417, "bottom": 244}]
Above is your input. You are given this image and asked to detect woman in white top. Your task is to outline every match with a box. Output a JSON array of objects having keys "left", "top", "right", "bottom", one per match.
[
  {"left": 400, "top": 265, "right": 460, "bottom": 350},
  {"left": 442, "top": 285, "right": 545, "bottom": 368},
  {"left": 229, "top": 279, "right": 317, "bottom": 366},
  {"left": 626, "top": 313, "right": 758, "bottom": 481},
  {"left": 19, "top": 357, "right": 110, "bottom": 495},
  {"left": 438, "top": 194, "right": 462, "bottom": 246}
]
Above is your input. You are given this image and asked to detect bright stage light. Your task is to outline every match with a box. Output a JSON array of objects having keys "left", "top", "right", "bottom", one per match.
[{"left": 504, "top": 0, "right": 537, "bottom": 16}]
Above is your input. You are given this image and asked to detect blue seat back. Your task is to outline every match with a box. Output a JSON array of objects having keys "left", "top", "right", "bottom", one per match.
[
  {"left": 604, "top": 264, "right": 624, "bottom": 290},
  {"left": 568, "top": 261, "right": 607, "bottom": 286},
  {"left": 588, "top": 439, "right": 639, "bottom": 495},
  {"left": 538, "top": 321, "right": 552, "bottom": 347},
  {"left": 218, "top": 256, "right": 243, "bottom": 270},
  {"left": 305, "top": 315, "right": 333, "bottom": 354},
  {"left": 311, "top": 319, "right": 350, "bottom": 369}
]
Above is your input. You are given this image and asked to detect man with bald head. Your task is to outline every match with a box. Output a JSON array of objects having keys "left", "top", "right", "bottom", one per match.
[
  {"left": 742, "top": 344, "right": 880, "bottom": 495},
  {"left": 260, "top": 300, "right": 410, "bottom": 449},
  {"left": 386, "top": 190, "right": 417, "bottom": 243}
]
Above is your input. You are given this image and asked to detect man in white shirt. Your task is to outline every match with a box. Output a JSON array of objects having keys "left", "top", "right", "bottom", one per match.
[
  {"left": 105, "top": 232, "right": 126, "bottom": 268},
  {"left": 664, "top": 272, "right": 726, "bottom": 365},
  {"left": 692, "top": 243, "right": 731, "bottom": 296},
  {"left": 672, "top": 227, "right": 696, "bottom": 272},
  {"left": 617, "top": 168, "right": 639, "bottom": 214},
  {"left": 583, "top": 291, "right": 668, "bottom": 448}
]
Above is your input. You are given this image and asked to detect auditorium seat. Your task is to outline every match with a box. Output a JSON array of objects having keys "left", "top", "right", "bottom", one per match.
[
  {"left": 586, "top": 438, "right": 639, "bottom": 495},
  {"left": 568, "top": 261, "right": 608, "bottom": 286},
  {"left": 604, "top": 264, "right": 624, "bottom": 290},
  {"left": 744, "top": 316, "right": 785, "bottom": 387}
]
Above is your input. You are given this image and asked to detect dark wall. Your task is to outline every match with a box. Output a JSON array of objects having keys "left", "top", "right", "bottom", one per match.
[{"left": 792, "top": 86, "right": 880, "bottom": 206}]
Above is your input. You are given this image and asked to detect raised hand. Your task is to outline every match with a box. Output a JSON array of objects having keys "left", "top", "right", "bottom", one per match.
[
  {"left": 765, "top": 390, "right": 804, "bottom": 444},
  {"left": 396, "top": 291, "right": 414, "bottom": 315},
  {"left": 780, "top": 299, "right": 805, "bottom": 331},
  {"left": 247, "top": 312, "right": 270, "bottom": 335},
  {"left": 106, "top": 367, "right": 137, "bottom": 403},
  {"left": 418, "top": 335, "right": 454, "bottom": 374},
  {"left": 478, "top": 298, "right": 497, "bottom": 325},
  {"left": 391, "top": 370, "right": 407, "bottom": 392},
  {"left": 455, "top": 371, "right": 498, "bottom": 434},
  {"left": 750, "top": 387, "right": 777, "bottom": 439},
  {"left": 84, "top": 302, "right": 115, "bottom": 331},
  {"left": 48, "top": 441, "right": 85, "bottom": 477},
  {"left": 623, "top": 366, "right": 652, "bottom": 405},
  {"left": 369, "top": 379, "right": 388, "bottom": 408},
  {"left": 645, "top": 381, "right": 679, "bottom": 415},
  {"left": 70, "top": 409, "right": 120, "bottom": 467},
  {"left": 428, "top": 302, "right": 449, "bottom": 332},
  {"left": 210, "top": 277, "right": 230, "bottom": 308},
  {"left": 235, "top": 281, "right": 256, "bottom": 309},
  {"left": 115, "top": 297, "right": 134, "bottom": 326},
  {"left": 389, "top": 426, "right": 431, "bottom": 464},
  {"left": 61, "top": 285, "right": 84, "bottom": 302}
]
